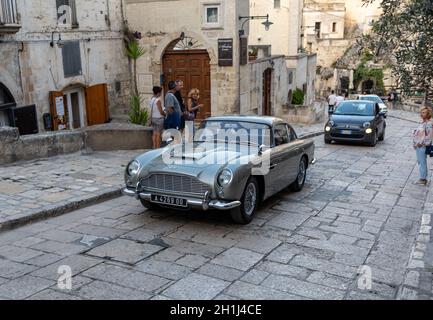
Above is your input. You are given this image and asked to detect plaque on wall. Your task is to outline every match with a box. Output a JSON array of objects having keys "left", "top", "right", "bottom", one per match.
[{"left": 218, "top": 38, "right": 233, "bottom": 67}]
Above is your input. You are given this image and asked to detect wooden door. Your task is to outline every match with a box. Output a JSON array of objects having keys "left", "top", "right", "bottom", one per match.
[
  {"left": 163, "top": 50, "right": 211, "bottom": 119},
  {"left": 85, "top": 84, "right": 109, "bottom": 126},
  {"left": 263, "top": 69, "right": 272, "bottom": 116},
  {"left": 49, "top": 91, "right": 68, "bottom": 131}
]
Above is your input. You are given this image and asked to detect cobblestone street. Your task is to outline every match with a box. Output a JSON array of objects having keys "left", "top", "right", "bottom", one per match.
[{"left": 0, "top": 113, "right": 432, "bottom": 300}]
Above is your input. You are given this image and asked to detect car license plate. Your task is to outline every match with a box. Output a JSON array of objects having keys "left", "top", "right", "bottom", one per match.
[
  {"left": 151, "top": 195, "right": 188, "bottom": 208},
  {"left": 341, "top": 130, "right": 352, "bottom": 135}
]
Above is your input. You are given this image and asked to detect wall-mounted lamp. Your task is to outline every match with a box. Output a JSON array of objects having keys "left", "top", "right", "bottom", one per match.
[
  {"left": 239, "top": 14, "right": 273, "bottom": 36},
  {"left": 50, "top": 31, "right": 64, "bottom": 48}
]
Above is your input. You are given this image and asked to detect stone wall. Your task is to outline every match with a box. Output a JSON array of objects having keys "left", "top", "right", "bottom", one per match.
[
  {"left": 0, "top": 0, "right": 131, "bottom": 132},
  {"left": 0, "top": 124, "right": 153, "bottom": 165},
  {"left": 280, "top": 101, "right": 327, "bottom": 125}
]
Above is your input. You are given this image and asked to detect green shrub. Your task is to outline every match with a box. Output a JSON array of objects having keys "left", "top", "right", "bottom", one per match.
[
  {"left": 292, "top": 88, "right": 305, "bottom": 105},
  {"left": 128, "top": 95, "right": 148, "bottom": 126}
]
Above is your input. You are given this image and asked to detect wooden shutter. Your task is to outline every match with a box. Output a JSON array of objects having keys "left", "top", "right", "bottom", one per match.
[
  {"left": 49, "top": 91, "right": 67, "bottom": 131},
  {"left": 85, "top": 84, "right": 109, "bottom": 126}
]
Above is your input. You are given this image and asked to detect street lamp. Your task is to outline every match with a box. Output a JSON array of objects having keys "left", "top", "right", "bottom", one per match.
[{"left": 239, "top": 14, "right": 273, "bottom": 36}]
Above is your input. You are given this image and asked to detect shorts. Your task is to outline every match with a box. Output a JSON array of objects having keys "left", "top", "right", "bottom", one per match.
[{"left": 151, "top": 118, "right": 165, "bottom": 134}]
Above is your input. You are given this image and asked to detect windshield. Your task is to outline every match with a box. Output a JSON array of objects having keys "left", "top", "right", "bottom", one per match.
[
  {"left": 359, "top": 96, "right": 382, "bottom": 104},
  {"left": 334, "top": 101, "right": 375, "bottom": 116},
  {"left": 196, "top": 120, "right": 272, "bottom": 146}
]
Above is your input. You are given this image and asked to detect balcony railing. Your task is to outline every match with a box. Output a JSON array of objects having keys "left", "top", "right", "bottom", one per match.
[{"left": 0, "top": 0, "right": 21, "bottom": 33}]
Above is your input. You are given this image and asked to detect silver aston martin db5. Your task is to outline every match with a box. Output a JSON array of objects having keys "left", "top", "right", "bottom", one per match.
[{"left": 122, "top": 116, "right": 315, "bottom": 224}]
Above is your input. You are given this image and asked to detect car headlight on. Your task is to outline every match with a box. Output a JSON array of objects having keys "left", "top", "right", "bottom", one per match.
[
  {"left": 127, "top": 160, "right": 140, "bottom": 177},
  {"left": 365, "top": 128, "right": 373, "bottom": 134},
  {"left": 218, "top": 169, "right": 233, "bottom": 187},
  {"left": 325, "top": 126, "right": 332, "bottom": 132},
  {"left": 363, "top": 122, "right": 371, "bottom": 128}
]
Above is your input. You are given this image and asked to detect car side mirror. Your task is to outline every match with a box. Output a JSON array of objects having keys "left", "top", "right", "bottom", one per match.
[
  {"left": 166, "top": 137, "right": 174, "bottom": 144},
  {"left": 258, "top": 145, "right": 268, "bottom": 155}
]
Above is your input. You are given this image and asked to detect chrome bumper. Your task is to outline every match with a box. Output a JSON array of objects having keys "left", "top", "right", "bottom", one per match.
[{"left": 122, "top": 188, "right": 241, "bottom": 211}]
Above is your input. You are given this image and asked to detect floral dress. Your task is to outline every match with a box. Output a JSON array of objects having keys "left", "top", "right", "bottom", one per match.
[{"left": 413, "top": 120, "right": 433, "bottom": 148}]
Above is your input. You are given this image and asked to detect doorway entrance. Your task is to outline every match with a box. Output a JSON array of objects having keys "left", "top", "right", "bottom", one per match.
[
  {"left": 163, "top": 39, "right": 211, "bottom": 119},
  {"left": 263, "top": 68, "right": 272, "bottom": 116},
  {"left": 0, "top": 83, "right": 15, "bottom": 127},
  {"left": 64, "top": 89, "right": 85, "bottom": 129}
]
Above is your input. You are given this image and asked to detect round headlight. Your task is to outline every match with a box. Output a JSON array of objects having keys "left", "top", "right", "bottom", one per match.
[
  {"left": 127, "top": 160, "right": 140, "bottom": 177},
  {"left": 218, "top": 169, "right": 233, "bottom": 187},
  {"left": 366, "top": 128, "right": 373, "bottom": 134},
  {"left": 363, "top": 122, "right": 371, "bottom": 128},
  {"left": 325, "top": 126, "right": 332, "bottom": 132}
]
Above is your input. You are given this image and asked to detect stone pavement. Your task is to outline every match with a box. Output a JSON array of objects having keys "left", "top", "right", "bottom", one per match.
[
  {"left": 0, "top": 112, "right": 432, "bottom": 300},
  {"left": 0, "top": 124, "right": 324, "bottom": 231},
  {"left": 0, "top": 150, "right": 145, "bottom": 230}
]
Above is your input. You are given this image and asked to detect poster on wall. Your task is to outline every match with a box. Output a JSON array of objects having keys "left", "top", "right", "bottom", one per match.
[
  {"left": 55, "top": 96, "right": 67, "bottom": 130},
  {"left": 218, "top": 38, "right": 233, "bottom": 67}
]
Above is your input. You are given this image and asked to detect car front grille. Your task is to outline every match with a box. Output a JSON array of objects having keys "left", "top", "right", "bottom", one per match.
[{"left": 139, "top": 174, "right": 211, "bottom": 197}]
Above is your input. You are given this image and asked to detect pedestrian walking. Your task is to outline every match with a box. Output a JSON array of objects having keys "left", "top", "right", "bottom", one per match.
[
  {"left": 391, "top": 88, "right": 398, "bottom": 109},
  {"left": 165, "top": 81, "right": 182, "bottom": 130},
  {"left": 186, "top": 88, "right": 203, "bottom": 121},
  {"left": 149, "top": 86, "right": 166, "bottom": 149},
  {"left": 327, "top": 90, "right": 337, "bottom": 115},
  {"left": 413, "top": 106, "right": 433, "bottom": 185}
]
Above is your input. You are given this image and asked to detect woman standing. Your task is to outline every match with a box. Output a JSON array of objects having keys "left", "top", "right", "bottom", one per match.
[
  {"left": 150, "top": 86, "right": 166, "bottom": 149},
  {"left": 413, "top": 106, "right": 433, "bottom": 185},
  {"left": 187, "top": 88, "right": 203, "bottom": 121}
]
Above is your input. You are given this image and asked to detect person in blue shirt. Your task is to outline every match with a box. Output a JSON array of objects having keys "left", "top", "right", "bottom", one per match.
[{"left": 165, "top": 81, "right": 182, "bottom": 130}]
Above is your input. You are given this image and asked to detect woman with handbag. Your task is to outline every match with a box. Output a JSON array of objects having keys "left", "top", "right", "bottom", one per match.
[
  {"left": 150, "top": 86, "right": 166, "bottom": 149},
  {"left": 413, "top": 106, "right": 433, "bottom": 185},
  {"left": 186, "top": 89, "right": 203, "bottom": 122}
]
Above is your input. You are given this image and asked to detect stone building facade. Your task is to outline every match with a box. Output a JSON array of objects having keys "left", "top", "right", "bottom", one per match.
[
  {"left": 0, "top": 0, "right": 130, "bottom": 134},
  {"left": 302, "top": 0, "right": 390, "bottom": 96},
  {"left": 124, "top": 0, "right": 250, "bottom": 117},
  {"left": 248, "top": 0, "right": 318, "bottom": 112}
]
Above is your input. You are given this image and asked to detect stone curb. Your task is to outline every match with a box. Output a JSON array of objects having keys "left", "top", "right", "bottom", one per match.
[
  {"left": 0, "top": 131, "right": 323, "bottom": 232},
  {"left": 0, "top": 187, "right": 122, "bottom": 232},
  {"left": 300, "top": 131, "right": 324, "bottom": 140}
]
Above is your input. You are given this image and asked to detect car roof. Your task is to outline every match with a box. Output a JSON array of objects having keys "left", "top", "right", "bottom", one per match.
[
  {"left": 358, "top": 94, "right": 380, "bottom": 98},
  {"left": 205, "top": 115, "right": 285, "bottom": 126}
]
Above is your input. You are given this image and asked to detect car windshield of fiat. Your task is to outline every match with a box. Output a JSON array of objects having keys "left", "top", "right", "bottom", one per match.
[
  {"left": 195, "top": 120, "right": 272, "bottom": 147},
  {"left": 334, "top": 102, "right": 375, "bottom": 117}
]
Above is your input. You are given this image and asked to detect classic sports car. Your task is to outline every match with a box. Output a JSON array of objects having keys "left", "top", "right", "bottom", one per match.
[
  {"left": 325, "top": 100, "right": 386, "bottom": 147},
  {"left": 122, "top": 116, "right": 315, "bottom": 224}
]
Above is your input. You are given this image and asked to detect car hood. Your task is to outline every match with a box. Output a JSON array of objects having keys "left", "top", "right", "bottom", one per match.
[
  {"left": 136, "top": 142, "right": 256, "bottom": 180},
  {"left": 331, "top": 114, "right": 375, "bottom": 125}
]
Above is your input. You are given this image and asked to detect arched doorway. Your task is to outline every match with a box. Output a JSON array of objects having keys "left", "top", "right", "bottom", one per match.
[
  {"left": 162, "top": 37, "right": 211, "bottom": 119},
  {"left": 263, "top": 68, "right": 272, "bottom": 116},
  {"left": 0, "top": 82, "right": 16, "bottom": 127},
  {"left": 362, "top": 79, "right": 374, "bottom": 94}
]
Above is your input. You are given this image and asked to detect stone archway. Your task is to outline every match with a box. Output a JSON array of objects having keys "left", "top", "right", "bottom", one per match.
[{"left": 162, "top": 37, "right": 212, "bottom": 119}]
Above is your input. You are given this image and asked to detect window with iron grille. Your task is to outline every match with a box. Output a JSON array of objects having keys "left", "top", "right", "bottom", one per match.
[
  {"left": 62, "top": 41, "right": 82, "bottom": 78},
  {"left": 0, "top": 0, "right": 19, "bottom": 25},
  {"left": 56, "top": 0, "right": 79, "bottom": 28}
]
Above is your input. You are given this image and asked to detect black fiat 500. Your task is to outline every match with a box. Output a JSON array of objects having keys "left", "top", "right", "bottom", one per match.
[{"left": 324, "top": 100, "right": 386, "bottom": 147}]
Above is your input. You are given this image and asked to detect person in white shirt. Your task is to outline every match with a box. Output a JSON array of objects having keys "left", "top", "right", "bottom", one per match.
[
  {"left": 150, "top": 86, "right": 166, "bottom": 149},
  {"left": 335, "top": 93, "right": 345, "bottom": 108},
  {"left": 327, "top": 90, "right": 337, "bottom": 115}
]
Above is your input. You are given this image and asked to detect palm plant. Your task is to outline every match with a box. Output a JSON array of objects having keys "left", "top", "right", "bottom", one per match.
[{"left": 125, "top": 40, "right": 146, "bottom": 96}]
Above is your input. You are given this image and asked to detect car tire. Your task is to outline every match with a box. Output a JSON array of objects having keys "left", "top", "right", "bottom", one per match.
[
  {"left": 291, "top": 157, "right": 308, "bottom": 192},
  {"left": 369, "top": 131, "right": 377, "bottom": 147},
  {"left": 324, "top": 137, "right": 332, "bottom": 144},
  {"left": 379, "top": 128, "right": 385, "bottom": 141},
  {"left": 230, "top": 177, "right": 259, "bottom": 225}
]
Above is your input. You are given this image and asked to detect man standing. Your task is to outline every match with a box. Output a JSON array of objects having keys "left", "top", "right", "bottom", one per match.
[
  {"left": 175, "top": 80, "right": 186, "bottom": 130},
  {"left": 391, "top": 88, "right": 398, "bottom": 110},
  {"left": 165, "top": 81, "right": 182, "bottom": 130},
  {"left": 327, "top": 90, "right": 337, "bottom": 115},
  {"left": 335, "top": 92, "right": 345, "bottom": 108}
]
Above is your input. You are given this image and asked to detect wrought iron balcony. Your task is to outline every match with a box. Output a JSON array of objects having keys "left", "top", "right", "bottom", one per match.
[{"left": 0, "top": 0, "right": 21, "bottom": 33}]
